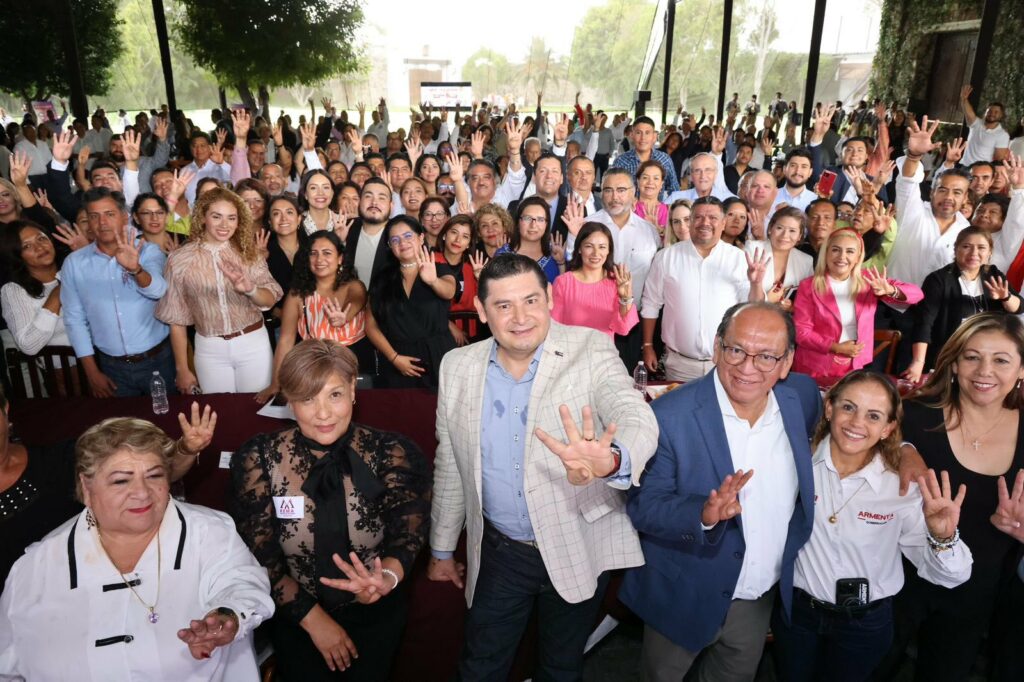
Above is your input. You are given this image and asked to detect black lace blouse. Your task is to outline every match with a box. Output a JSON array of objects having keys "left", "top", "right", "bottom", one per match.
[{"left": 230, "top": 424, "right": 431, "bottom": 623}]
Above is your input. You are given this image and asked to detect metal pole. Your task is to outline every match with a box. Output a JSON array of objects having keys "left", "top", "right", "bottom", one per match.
[
  {"left": 151, "top": 0, "right": 177, "bottom": 113},
  {"left": 717, "top": 0, "right": 733, "bottom": 122},
  {"left": 801, "top": 0, "right": 828, "bottom": 134},
  {"left": 661, "top": 0, "right": 677, "bottom": 125}
]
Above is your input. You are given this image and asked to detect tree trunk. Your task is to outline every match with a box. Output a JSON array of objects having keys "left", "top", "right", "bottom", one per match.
[
  {"left": 257, "top": 85, "right": 271, "bottom": 119},
  {"left": 236, "top": 82, "right": 256, "bottom": 112}
]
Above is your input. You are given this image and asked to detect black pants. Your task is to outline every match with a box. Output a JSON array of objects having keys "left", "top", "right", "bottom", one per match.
[
  {"left": 615, "top": 323, "right": 643, "bottom": 375},
  {"left": 594, "top": 153, "right": 610, "bottom": 182},
  {"left": 458, "top": 523, "right": 610, "bottom": 682},
  {"left": 271, "top": 587, "right": 408, "bottom": 681}
]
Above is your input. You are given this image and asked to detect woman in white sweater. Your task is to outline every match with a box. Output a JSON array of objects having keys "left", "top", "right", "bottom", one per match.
[{"left": 0, "top": 220, "right": 71, "bottom": 354}]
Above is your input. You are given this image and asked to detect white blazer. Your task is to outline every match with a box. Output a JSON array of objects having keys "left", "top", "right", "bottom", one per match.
[
  {"left": 0, "top": 500, "right": 274, "bottom": 682},
  {"left": 744, "top": 239, "right": 814, "bottom": 294}
]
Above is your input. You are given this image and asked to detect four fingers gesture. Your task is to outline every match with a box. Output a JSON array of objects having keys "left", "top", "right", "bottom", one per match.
[
  {"left": 918, "top": 469, "right": 966, "bottom": 540},
  {"left": 991, "top": 470, "right": 1024, "bottom": 543},
  {"left": 535, "top": 405, "right": 620, "bottom": 486}
]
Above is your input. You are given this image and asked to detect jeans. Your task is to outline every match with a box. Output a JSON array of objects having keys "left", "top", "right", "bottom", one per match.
[
  {"left": 458, "top": 523, "right": 610, "bottom": 682},
  {"left": 96, "top": 339, "right": 176, "bottom": 398},
  {"left": 772, "top": 589, "right": 893, "bottom": 682}
]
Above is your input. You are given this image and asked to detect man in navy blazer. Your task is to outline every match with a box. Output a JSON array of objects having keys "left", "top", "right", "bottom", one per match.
[{"left": 620, "top": 302, "right": 820, "bottom": 681}]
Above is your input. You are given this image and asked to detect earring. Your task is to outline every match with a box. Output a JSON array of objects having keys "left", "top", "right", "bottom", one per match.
[
  {"left": 1016, "top": 379, "right": 1022, "bottom": 391},
  {"left": 85, "top": 508, "right": 97, "bottom": 530},
  {"left": 352, "top": 399, "right": 357, "bottom": 406}
]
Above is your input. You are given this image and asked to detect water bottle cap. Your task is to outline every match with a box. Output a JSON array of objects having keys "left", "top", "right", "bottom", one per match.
[{"left": 152, "top": 371, "right": 160, "bottom": 376}]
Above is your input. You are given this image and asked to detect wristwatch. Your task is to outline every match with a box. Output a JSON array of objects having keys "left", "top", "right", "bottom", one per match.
[{"left": 601, "top": 444, "right": 623, "bottom": 478}]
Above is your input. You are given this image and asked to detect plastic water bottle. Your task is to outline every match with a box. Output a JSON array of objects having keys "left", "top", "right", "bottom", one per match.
[
  {"left": 633, "top": 361, "right": 647, "bottom": 393},
  {"left": 150, "top": 372, "right": 169, "bottom": 414}
]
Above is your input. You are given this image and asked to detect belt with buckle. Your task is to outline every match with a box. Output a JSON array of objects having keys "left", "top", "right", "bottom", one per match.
[
  {"left": 218, "top": 320, "right": 264, "bottom": 340},
  {"left": 796, "top": 589, "right": 888, "bottom": 617},
  {"left": 100, "top": 338, "right": 168, "bottom": 364}
]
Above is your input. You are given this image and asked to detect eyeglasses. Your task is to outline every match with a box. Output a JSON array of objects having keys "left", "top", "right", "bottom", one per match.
[
  {"left": 601, "top": 186, "right": 632, "bottom": 196},
  {"left": 437, "top": 183, "right": 455, "bottom": 192},
  {"left": 422, "top": 211, "right": 447, "bottom": 220},
  {"left": 719, "top": 342, "right": 787, "bottom": 372},
  {"left": 519, "top": 216, "right": 546, "bottom": 226},
  {"left": 388, "top": 231, "right": 417, "bottom": 246},
  {"left": 837, "top": 211, "right": 854, "bottom": 221},
  {"left": 137, "top": 210, "right": 167, "bottom": 219}
]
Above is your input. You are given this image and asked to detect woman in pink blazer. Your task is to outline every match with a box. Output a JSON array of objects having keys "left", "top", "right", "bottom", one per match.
[{"left": 793, "top": 228, "right": 922, "bottom": 384}]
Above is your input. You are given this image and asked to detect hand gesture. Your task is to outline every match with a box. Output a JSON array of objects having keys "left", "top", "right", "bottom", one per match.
[
  {"left": 748, "top": 207, "right": 766, "bottom": 240},
  {"left": 177, "top": 402, "right": 217, "bottom": 455},
  {"left": 469, "top": 251, "right": 487, "bottom": 279},
  {"left": 320, "top": 552, "right": 396, "bottom": 605},
  {"left": 810, "top": 104, "right": 836, "bottom": 144},
  {"left": 551, "top": 232, "right": 566, "bottom": 265},
  {"left": 745, "top": 248, "right": 769, "bottom": 288},
  {"left": 554, "top": 114, "right": 569, "bottom": 146},
  {"left": 875, "top": 160, "right": 897, "bottom": 187},
  {"left": 960, "top": 84, "right": 973, "bottom": 102},
  {"left": 560, "top": 197, "right": 585, "bottom": 237},
  {"left": 169, "top": 168, "right": 196, "bottom": 204},
  {"left": 1006, "top": 152, "right": 1024, "bottom": 191},
  {"left": 470, "top": 130, "right": 485, "bottom": 159},
  {"left": 272, "top": 122, "right": 283, "bottom": 147},
  {"left": 702, "top": 470, "right": 755, "bottom": 526},
  {"left": 918, "top": 469, "right": 965, "bottom": 540},
  {"left": 444, "top": 151, "right": 463, "bottom": 183},
  {"left": 870, "top": 201, "right": 892, "bottom": 234},
  {"left": 905, "top": 115, "right": 941, "bottom": 157},
  {"left": 991, "top": 470, "right": 1024, "bottom": 543},
  {"left": 219, "top": 257, "right": 255, "bottom": 295},
  {"left": 232, "top": 109, "right": 251, "bottom": 141},
  {"left": 393, "top": 354, "right": 424, "bottom": 377},
  {"left": 984, "top": 275, "right": 1011, "bottom": 301},
  {"left": 404, "top": 138, "right": 423, "bottom": 168},
  {"left": 299, "top": 122, "right": 316, "bottom": 152},
  {"left": 334, "top": 215, "right": 353, "bottom": 242},
  {"left": 153, "top": 116, "right": 168, "bottom": 141},
  {"left": 849, "top": 166, "right": 870, "bottom": 198},
  {"left": 122, "top": 128, "right": 142, "bottom": 166},
  {"left": 344, "top": 126, "right": 360, "bottom": 150},
  {"left": 254, "top": 229, "right": 271, "bottom": 260},
  {"left": 53, "top": 222, "right": 90, "bottom": 251},
  {"left": 505, "top": 119, "right": 525, "bottom": 151},
  {"left": 535, "top": 405, "right": 621, "bottom": 485},
  {"left": 323, "top": 298, "right": 352, "bottom": 328},
  {"left": 77, "top": 145, "right": 92, "bottom": 170},
  {"left": 874, "top": 101, "right": 887, "bottom": 123},
  {"left": 210, "top": 129, "right": 228, "bottom": 164},
  {"left": 33, "top": 188, "right": 53, "bottom": 211},
  {"left": 862, "top": 265, "right": 897, "bottom": 298},
  {"left": 9, "top": 152, "right": 30, "bottom": 187},
  {"left": 51, "top": 128, "right": 76, "bottom": 163},
  {"left": 613, "top": 263, "right": 632, "bottom": 299},
  {"left": 176, "top": 610, "right": 239, "bottom": 661},
  {"left": 415, "top": 244, "right": 438, "bottom": 284},
  {"left": 758, "top": 133, "right": 774, "bottom": 156},
  {"left": 356, "top": 101, "right": 366, "bottom": 116},
  {"left": 945, "top": 137, "right": 966, "bottom": 166},
  {"left": 427, "top": 556, "right": 466, "bottom": 588},
  {"left": 113, "top": 227, "right": 143, "bottom": 273}
]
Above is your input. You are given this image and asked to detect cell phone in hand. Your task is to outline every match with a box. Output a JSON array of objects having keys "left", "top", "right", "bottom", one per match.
[{"left": 818, "top": 169, "right": 838, "bottom": 196}]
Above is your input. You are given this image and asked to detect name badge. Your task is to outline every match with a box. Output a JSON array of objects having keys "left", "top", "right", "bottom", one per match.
[{"left": 273, "top": 496, "right": 305, "bottom": 519}]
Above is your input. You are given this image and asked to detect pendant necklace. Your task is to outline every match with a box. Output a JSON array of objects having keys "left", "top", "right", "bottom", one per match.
[
  {"left": 828, "top": 479, "right": 868, "bottom": 524},
  {"left": 961, "top": 409, "right": 1006, "bottom": 452},
  {"left": 99, "top": 525, "right": 163, "bottom": 624}
]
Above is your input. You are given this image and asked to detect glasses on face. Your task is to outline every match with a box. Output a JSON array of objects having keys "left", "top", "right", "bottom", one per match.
[
  {"left": 137, "top": 210, "right": 167, "bottom": 219},
  {"left": 438, "top": 183, "right": 455, "bottom": 192},
  {"left": 837, "top": 211, "right": 854, "bottom": 221},
  {"left": 388, "top": 231, "right": 417, "bottom": 247},
  {"left": 423, "top": 211, "right": 447, "bottom": 220},
  {"left": 601, "top": 186, "right": 632, "bottom": 196},
  {"left": 719, "top": 342, "right": 786, "bottom": 372},
  {"left": 519, "top": 216, "right": 546, "bottom": 226}
]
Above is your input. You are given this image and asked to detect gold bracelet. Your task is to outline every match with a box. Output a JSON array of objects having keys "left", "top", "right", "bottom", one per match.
[{"left": 175, "top": 439, "right": 201, "bottom": 458}]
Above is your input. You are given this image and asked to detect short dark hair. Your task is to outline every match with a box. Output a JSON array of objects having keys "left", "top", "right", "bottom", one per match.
[
  {"left": 189, "top": 131, "right": 211, "bottom": 145},
  {"left": 806, "top": 198, "right": 837, "bottom": 216},
  {"left": 364, "top": 152, "right": 385, "bottom": 165},
  {"left": 969, "top": 160, "right": 995, "bottom": 173},
  {"left": 361, "top": 176, "right": 390, "bottom": 195},
  {"left": 784, "top": 148, "right": 813, "bottom": 165},
  {"left": 385, "top": 153, "right": 411, "bottom": 171},
  {"left": 477, "top": 253, "right": 548, "bottom": 303},
  {"left": 83, "top": 186, "right": 126, "bottom": 212},
  {"left": 468, "top": 158, "right": 498, "bottom": 177},
  {"left": 841, "top": 136, "right": 873, "bottom": 150},
  {"left": 692, "top": 195, "right": 725, "bottom": 213},
  {"left": 633, "top": 116, "right": 656, "bottom": 129},
  {"left": 716, "top": 301, "right": 797, "bottom": 352},
  {"left": 940, "top": 167, "right": 972, "bottom": 185},
  {"left": 89, "top": 161, "right": 120, "bottom": 181},
  {"left": 976, "top": 193, "right": 1010, "bottom": 220}
]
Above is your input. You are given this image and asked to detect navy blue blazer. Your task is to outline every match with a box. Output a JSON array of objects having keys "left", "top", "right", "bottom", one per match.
[{"left": 620, "top": 372, "right": 819, "bottom": 652}]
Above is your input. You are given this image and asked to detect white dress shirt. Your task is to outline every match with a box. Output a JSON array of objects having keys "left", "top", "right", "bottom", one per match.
[
  {"left": 472, "top": 164, "right": 527, "bottom": 210},
  {"left": 713, "top": 372, "right": 799, "bottom": 600},
  {"left": 772, "top": 186, "right": 818, "bottom": 213},
  {"left": 13, "top": 139, "right": 51, "bottom": 176},
  {"left": 641, "top": 239, "right": 750, "bottom": 359},
  {"left": 795, "top": 437, "right": 972, "bottom": 603},
  {"left": 183, "top": 159, "right": 232, "bottom": 205},
  {"left": 991, "top": 187, "right": 1024, "bottom": 271},
  {"left": 666, "top": 155, "right": 736, "bottom": 204},
  {"left": 565, "top": 209, "right": 661, "bottom": 299},
  {"left": 889, "top": 174, "right": 970, "bottom": 286},
  {"left": 0, "top": 500, "right": 274, "bottom": 682}
]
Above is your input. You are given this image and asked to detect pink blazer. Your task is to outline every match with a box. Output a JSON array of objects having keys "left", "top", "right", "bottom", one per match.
[{"left": 792, "top": 275, "right": 923, "bottom": 381}]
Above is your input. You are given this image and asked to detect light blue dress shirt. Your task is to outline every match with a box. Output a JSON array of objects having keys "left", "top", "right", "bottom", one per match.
[{"left": 60, "top": 240, "right": 169, "bottom": 358}]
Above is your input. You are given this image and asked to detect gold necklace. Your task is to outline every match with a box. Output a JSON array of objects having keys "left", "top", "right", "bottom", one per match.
[
  {"left": 828, "top": 479, "right": 868, "bottom": 524},
  {"left": 960, "top": 409, "right": 1006, "bottom": 452},
  {"left": 98, "top": 524, "right": 163, "bottom": 624}
]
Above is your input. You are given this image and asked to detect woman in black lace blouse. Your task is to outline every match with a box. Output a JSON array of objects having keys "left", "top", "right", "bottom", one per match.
[{"left": 230, "top": 339, "right": 430, "bottom": 680}]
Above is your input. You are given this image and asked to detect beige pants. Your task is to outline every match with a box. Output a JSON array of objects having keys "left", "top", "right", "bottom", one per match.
[{"left": 664, "top": 351, "right": 715, "bottom": 382}]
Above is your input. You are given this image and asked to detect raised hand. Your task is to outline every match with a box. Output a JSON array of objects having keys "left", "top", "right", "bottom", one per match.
[
  {"left": 983, "top": 275, "right": 1012, "bottom": 302},
  {"left": 613, "top": 263, "right": 632, "bottom": 300},
  {"left": 33, "top": 189, "right": 52, "bottom": 211},
  {"left": 176, "top": 609, "right": 239, "bottom": 660},
  {"left": 177, "top": 402, "right": 217, "bottom": 454},
  {"left": 918, "top": 469, "right": 965, "bottom": 540},
  {"left": 469, "top": 130, "right": 485, "bottom": 159},
  {"left": 254, "top": 229, "right": 271, "bottom": 260},
  {"left": 1006, "top": 152, "right": 1024, "bottom": 191},
  {"left": 232, "top": 109, "right": 251, "bottom": 141},
  {"left": 77, "top": 145, "right": 92, "bottom": 171},
  {"left": 905, "top": 115, "right": 941, "bottom": 157},
  {"left": 415, "top": 244, "right": 439, "bottom": 284},
  {"left": 554, "top": 114, "right": 569, "bottom": 146},
  {"left": 154, "top": 116, "right": 168, "bottom": 141},
  {"left": 710, "top": 127, "right": 727, "bottom": 155},
  {"left": 218, "top": 258, "right": 255, "bottom": 295},
  {"left": 321, "top": 97, "right": 333, "bottom": 113},
  {"left": 51, "top": 128, "right": 77, "bottom": 163},
  {"left": 560, "top": 197, "right": 585, "bottom": 237},
  {"left": 875, "top": 160, "right": 897, "bottom": 188},
  {"left": 356, "top": 101, "right": 365, "bottom": 116},
  {"left": 505, "top": 118, "right": 525, "bottom": 152},
  {"left": 702, "top": 470, "right": 755, "bottom": 526},
  {"left": 272, "top": 122, "right": 284, "bottom": 147},
  {"left": 404, "top": 138, "right": 423, "bottom": 168},
  {"left": 758, "top": 133, "right": 774, "bottom": 156},
  {"left": 444, "top": 151, "right": 463, "bottom": 183},
  {"left": 122, "top": 128, "right": 142, "bottom": 167},
  {"left": 534, "top": 405, "right": 621, "bottom": 485},
  {"left": 745, "top": 248, "right": 769, "bottom": 289},
  {"left": 469, "top": 251, "right": 487, "bottom": 279},
  {"left": 299, "top": 122, "right": 316, "bottom": 152},
  {"left": 810, "top": 104, "right": 836, "bottom": 144},
  {"left": 334, "top": 215, "right": 353, "bottom": 242},
  {"left": 550, "top": 232, "right": 566, "bottom": 265},
  {"left": 169, "top": 168, "right": 196, "bottom": 205},
  {"left": 863, "top": 265, "right": 897, "bottom": 298},
  {"left": 323, "top": 298, "right": 352, "bottom": 328},
  {"left": 9, "top": 152, "right": 30, "bottom": 187},
  {"left": 113, "top": 227, "right": 143, "bottom": 273},
  {"left": 870, "top": 201, "right": 892, "bottom": 234},
  {"left": 959, "top": 84, "right": 973, "bottom": 101},
  {"left": 211, "top": 128, "right": 228, "bottom": 164},
  {"left": 320, "top": 552, "right": 397, "bottom": 605},
  {"left": 53, "top": 222, "right": 90, "bottom": 251},
  {"left": 748, "top": 207, "right": 766, "bottom": 240},
  {"left": 945, "top": 137, "right": 966, "bottom": 166},
  {"left": 991, "top": 470, "right": 1024, "bottom": 543}
]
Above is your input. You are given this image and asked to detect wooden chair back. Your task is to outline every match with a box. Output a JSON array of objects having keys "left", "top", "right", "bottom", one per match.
[{"left": 4, "top": 346, "right": 88, "bottom": 399}]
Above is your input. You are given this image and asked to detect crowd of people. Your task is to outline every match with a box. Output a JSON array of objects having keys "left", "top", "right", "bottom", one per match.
[{"left": 1, "top": 84, "right": 1024, "bottom": 681}]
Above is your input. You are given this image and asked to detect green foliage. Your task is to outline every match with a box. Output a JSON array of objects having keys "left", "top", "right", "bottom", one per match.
[
  {"left": 173, "top": 0, "right": 365, "bottom": 90},
  {"left": 571, "top": 0, "right": 658, "bottom": 107},
  {"left": 0, "top": 0, "right": 122, "bottom": 100}
]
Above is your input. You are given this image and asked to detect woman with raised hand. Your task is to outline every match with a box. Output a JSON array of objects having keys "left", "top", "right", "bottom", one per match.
[{"left": 743, "top": 206, "right": 814, "bottom": 310}]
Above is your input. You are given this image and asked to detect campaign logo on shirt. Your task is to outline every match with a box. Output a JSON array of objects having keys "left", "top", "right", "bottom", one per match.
[
  {"left": 856, "top": 510, "right": 895, "bottom": 525},
  {"left": 273, "top": 496, "right": 305, "bottom": 520}
]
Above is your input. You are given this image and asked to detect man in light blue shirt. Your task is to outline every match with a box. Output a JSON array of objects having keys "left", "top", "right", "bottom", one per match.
[{"left": 61, "top": 187, "right": 172, "bottom": 397}]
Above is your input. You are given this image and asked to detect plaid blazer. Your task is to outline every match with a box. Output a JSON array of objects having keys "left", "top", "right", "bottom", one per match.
[{"left": 431, "top": 321, "right": 659, "bottom": 606}]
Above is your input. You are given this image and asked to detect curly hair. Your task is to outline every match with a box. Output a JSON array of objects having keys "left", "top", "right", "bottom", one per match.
[
  {"left": 189, "top": 186, "right": 258, "bottom": 263},
  {"left": 290, "top": 230, "right": 356, "bottom": 297}
]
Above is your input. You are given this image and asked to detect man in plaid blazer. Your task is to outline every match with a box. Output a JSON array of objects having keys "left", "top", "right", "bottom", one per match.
[{"left": 428, "top": 254, "right": 658, "bottom": 680}]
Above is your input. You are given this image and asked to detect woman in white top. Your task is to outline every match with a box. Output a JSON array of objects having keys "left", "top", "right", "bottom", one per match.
[
  {"left": 0, "top": 221, "right": 71, "bottom": 354},
  {"left": 0, "top": 417, "right": 274, "bottom": 681},
  {"left": 743, "top": 206, "right": 813, "bottom": 310},
  {"left": 771, "top": 370, "right": 972, "bottom": 682},
  {"left": 299, "top": 169, "right": 341, "bottom": 236}
]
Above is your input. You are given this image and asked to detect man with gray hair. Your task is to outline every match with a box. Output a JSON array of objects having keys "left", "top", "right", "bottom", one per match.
[{"left": 667, "top": 129, "right": 736, "bottom": 203}]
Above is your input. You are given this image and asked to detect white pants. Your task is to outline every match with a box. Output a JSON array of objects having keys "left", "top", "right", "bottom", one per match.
[
  {"left": 664, "top": 350, "right": 715, "bottom": 383},
  {"left": 193, "top": 326, "right": 273, "bottom": 394}
]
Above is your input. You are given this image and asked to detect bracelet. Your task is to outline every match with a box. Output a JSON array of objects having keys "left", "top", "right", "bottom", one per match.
[
  {"left": 927, "top": 527, "right": 960, "bottom": 551},
  {"left": 175, "top": 439, "right": 201, "bottom": 458},
  {"left": 380, "top": 567, "right": 400, "bottom": 591},
  {"left": 391, "top": 351, "right": 399, "bottom": 363},
  {"left": 129, "top": 265, "right": 144, "bottom": 277},
  {"left": 619, "top": 297, "right": 634, "bottom": 306},
  {"left": 642, "top": 342, "right": 654, "bottom": 347}
]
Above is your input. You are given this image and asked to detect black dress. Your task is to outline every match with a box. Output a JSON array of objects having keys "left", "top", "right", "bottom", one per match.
[
  {"left": 881, "top": 401, "right": 1024, "bottom": 681},
  {"left": 0, "top": 441, "right": 82, "bottom": 589}
]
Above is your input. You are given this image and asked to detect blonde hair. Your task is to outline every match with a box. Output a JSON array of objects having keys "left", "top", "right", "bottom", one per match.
[
  {"left": 812, "top": 228, "right": 865, "bottom": 296},
  {"left": 473, "top": 203, "right": 513, "bottom": 240},
  {"left": 75, "top": 418, "right": 175, "bottom": 502},
  {"left": 280, "top": 339, "right": 359, "bottom": 402},
  {"left": 665, "top": 199, "right": 692, "bottom": 247},
  {"left": 0, "top": 178, "right": 22, "bottom": 214},
  {"left": 190, "top": 186, "right": 258, "bottom": 263}
]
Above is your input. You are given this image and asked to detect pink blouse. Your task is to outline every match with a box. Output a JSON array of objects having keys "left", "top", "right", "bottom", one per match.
[{"left": 550, "top": 273, "right": 639, "bottom": 338}]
